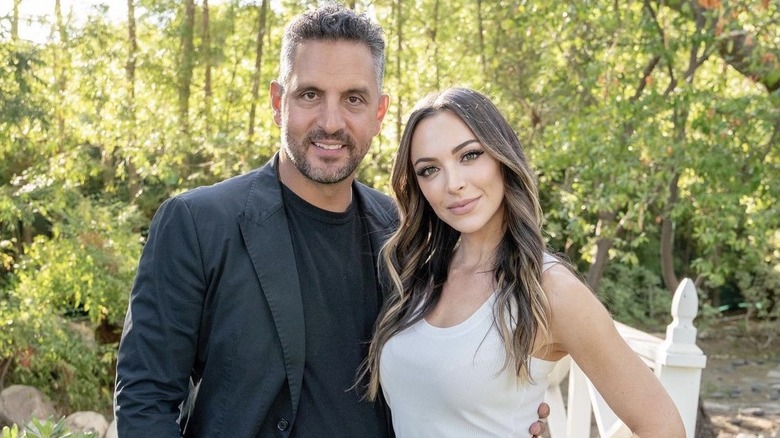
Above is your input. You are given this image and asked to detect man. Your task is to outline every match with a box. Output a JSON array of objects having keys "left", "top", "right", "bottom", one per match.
[{"left": 114, "top": 4, "right": 548, "bottom": 437}]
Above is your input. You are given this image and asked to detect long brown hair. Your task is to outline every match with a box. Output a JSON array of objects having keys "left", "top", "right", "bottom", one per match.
[{"left": 360, "top": 88, "right": 552, "bottom": 400}]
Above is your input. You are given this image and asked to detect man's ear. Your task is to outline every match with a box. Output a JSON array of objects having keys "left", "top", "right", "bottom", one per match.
[
  {"left": 270, "top": 81, "right": 283, "bottom": 126},
  {"left": 374, "top": 93, "right": 390, "bottom": 134}
]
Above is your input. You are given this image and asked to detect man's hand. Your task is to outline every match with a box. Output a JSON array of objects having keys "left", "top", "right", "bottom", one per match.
[{"left": 529, "top": 402, "right": 550, "bottom": 437}]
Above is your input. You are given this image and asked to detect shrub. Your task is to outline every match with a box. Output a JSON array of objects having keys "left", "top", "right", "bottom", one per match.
[{"left": 2, "top": 417, "right": 97, "bottom": 438}]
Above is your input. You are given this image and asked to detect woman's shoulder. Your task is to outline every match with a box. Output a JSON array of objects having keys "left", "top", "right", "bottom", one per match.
[
  {"left": 531, "top": 253, "right": 593, "bottom": 360},
  {"left": 539, "top": 255, "right": 616, "bottom": 349},
  {"left": 539, "top": 257, "right": 605, "bottom": 318}
]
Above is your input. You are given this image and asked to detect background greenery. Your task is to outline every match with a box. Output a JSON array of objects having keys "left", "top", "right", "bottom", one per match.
[{"left": 0, "top": 0, "right": 778, "bottom": 416}]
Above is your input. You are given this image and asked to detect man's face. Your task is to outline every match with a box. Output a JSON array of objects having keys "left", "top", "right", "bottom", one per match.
[{"left": 271, "top": 40, "right": 389, "bottom": 185}]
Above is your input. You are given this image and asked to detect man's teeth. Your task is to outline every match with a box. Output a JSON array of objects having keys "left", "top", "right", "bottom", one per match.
[{"left": 314, "top": 142, "right": 343, "bottom": 150}]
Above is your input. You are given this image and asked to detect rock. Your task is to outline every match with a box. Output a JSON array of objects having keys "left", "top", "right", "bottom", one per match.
[
  {"left": 65, "top": 411, "right": 109, "bottom": 438},
  {"left": 0, "top": 410, "right": 12, "bottom": 428},
  {"left": 105, "top": 419, "right": 118, "bottom": 438},
  {"left": 768, "top": 367, "right": 780, "bottom": 379},
  {"left": 735, "top": 414, "right": 778, "bottom": 432},
  {"left": 732, "top": 359, "right": 749, "bottom": 367},
  {"left": 0, "top": 395, "right": 9, "bottom": 427},
  {"left": 703, "top": 400, "right": 732, "bottom": 415},
  {"left": 739, "top": 407, "right": 765, "bottom": 417},
  {"left": 0, "top": 385, "right": 57, "bottom": 426},
  {"left": 728, "top": 417, "right": 743, "bottom": 426}
]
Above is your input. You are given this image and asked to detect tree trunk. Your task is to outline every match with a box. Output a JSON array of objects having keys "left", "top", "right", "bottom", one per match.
[
  {"left": 54, "top": 0, "right": 69, "bottom": 149},
  {"left": 475, "top": 0, "right": 486, "bottom": 75},
  {"left": 586, "top": 211, "right": 618, "bottom": 290},
  {"left": 125, "top": 0, "right": 142, "bottom": 201},
  {"left": 660, "top": 172, "right": 680, "bottom": 292},
  {"left": 431, "top": 0, "right": 441, "bottom": 88},
  {"left": 659, "top": 24, "right": 704, "bottom": 293},
  {"left": 394, "top": 0, "right": 404, "bottom": 146},
  {"left": 0, "top": 357, "right": 11, "bottom": 391},
  {"left": 126, "top": 0, "right": 137, "bottom": 100},
  {"left": 11, "top": 0, "right": 20, "bottom": 41},
  {"left": 659, "top": 112, "right": 686, "bottom": 294},
  {"left": 246, "top": 0, "right": 269, "bottom": 148},
  {"left": 202, "top": 0, "right": 212, "bottom": 133},
  {"left": 178, "top": 0, "right": 196, "bottom": 136}
]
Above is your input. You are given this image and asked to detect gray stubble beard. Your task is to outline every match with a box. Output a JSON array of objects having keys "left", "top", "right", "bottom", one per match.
[{"left": 281, "top": 129, "right": 366, "bottom": 185}]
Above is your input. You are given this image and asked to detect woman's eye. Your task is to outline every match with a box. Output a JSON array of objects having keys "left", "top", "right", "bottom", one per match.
[
  {"left": 416, "top": 166, "right": 437, "bottom": 177},
  {"left": 462, "top": 150, "right": 484, "bottom": 162}
]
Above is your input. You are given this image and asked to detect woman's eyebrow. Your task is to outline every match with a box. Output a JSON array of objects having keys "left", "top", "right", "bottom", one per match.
[{"left": 413, "top": 139, "right": 479, "bottom": 166}]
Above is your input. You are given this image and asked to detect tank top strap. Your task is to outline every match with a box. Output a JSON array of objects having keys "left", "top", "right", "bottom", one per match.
[{"left": 542, "top": 252, "right": 559, "bottom": 273}]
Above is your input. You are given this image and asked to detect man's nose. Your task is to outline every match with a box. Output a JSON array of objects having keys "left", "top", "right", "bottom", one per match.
[{"left": 319, "top": 98, "right": 347, "bottom": 134}]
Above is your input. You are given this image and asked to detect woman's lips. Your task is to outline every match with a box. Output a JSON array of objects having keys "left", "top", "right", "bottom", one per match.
[{"left": 447, "top": 197, "right": 479, "bottom": 215}]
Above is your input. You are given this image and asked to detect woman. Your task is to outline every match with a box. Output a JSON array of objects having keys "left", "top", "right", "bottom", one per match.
[{"left": 361, "top": 88, "right": 685, "bottom": 437}]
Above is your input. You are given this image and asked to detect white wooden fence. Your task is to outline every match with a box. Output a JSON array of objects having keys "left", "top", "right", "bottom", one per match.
[{"left": 545, "top": 278, "right": 708, "bottom": 437}]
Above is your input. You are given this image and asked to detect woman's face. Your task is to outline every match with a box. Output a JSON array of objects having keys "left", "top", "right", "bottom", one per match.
[{"left": 409, "top": 111, "right": 505, "bottom": 238}]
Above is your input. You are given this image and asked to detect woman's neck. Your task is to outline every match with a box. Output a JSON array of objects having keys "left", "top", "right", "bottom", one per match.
[{"left": 451, "top": 238, "right": 499, "bottom": 274}]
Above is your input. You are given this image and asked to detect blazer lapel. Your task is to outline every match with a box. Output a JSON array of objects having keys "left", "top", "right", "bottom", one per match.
[
  {"left": 354, "top": 183, "right": 399, "bottom": 303},
  {"left": 238, "top": 157, "right": 305, "bottom": 419}
]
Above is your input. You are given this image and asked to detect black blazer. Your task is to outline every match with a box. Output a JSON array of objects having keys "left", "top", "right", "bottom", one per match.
[{"left": 115, "top": 154, "right": 398, "bottom": 437}]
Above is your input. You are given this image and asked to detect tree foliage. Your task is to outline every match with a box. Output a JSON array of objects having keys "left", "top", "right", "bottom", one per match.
[{"left": 0, "top": 0, "right": 778, "bottom": 413}]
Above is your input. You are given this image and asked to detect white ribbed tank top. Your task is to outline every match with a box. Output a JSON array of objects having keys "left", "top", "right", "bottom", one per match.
[{"left": 379, "top": 255, "right": 559, "bottom": 438}]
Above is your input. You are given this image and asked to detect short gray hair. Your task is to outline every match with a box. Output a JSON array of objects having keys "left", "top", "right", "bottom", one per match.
[{"left": 278, "top": 3, "right": 385, "bottom": 91}]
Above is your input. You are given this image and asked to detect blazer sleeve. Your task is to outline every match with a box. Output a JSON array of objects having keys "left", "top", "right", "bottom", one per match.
[{"left": 114, "top": 196, "right": 207, "bottom": 437}]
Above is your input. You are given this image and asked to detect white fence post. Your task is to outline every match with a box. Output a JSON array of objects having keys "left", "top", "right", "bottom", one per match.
[
  {"left": 566, "top": 360, "right": 593, "bottom": 438},
  {"left": 654, "top": 278, "right": 708, "bottom": 438},
  {"left": 545, "top": 356, "right": 571, "bottom": 438}
]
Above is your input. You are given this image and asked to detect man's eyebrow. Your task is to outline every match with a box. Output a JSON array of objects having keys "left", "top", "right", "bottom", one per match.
[
  {"left": 344, "top": 86, "right": 371, "bottom": 95},
  {"left": 289, "top": 83, "right": 322, "bottom": 93},
  {"left": 413, "top": 139, "right": 479, "bottom": 166},
  {"left": 289, "top": 83, "right": 371, "bottom": 96}
]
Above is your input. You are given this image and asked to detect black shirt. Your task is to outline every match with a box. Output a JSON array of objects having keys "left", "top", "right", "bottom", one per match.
[{"left": 282, "top": 184, "right": 388, "bottom": 438}]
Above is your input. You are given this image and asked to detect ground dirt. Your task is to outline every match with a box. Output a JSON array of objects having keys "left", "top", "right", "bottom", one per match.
[{"left": 697, "top": 318, "right": 780, "bottom": 438}]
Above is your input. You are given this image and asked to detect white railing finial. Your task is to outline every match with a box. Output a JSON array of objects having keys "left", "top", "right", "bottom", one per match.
[
  {"left": 657, "top": 277, "right": 707, "bottom": 365},
  {"left": 665, "top": 278, "right": 700, "bottom": 348}
]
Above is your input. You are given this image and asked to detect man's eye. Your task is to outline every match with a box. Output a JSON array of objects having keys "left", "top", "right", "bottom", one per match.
[
  {"left": 347, "top": 96, "right": 364, "bottom": 104},
  {"left": 302, "top": 92, "right": 317, "bottom": 100}
]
